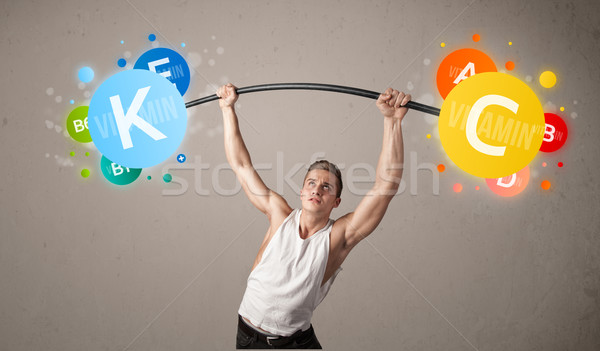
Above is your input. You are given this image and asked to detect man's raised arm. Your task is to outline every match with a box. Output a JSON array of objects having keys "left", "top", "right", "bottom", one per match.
[
  {"left": 339, "top": 88, "right": 411, "bottom": 248},
  {"left": 218, "top": 83, "right": 290, "bottom": 218}
]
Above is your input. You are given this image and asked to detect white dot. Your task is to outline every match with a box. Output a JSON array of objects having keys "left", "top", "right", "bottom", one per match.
[
  {"left": 423, "top": 58, "right": 431, "bottom": 66},
  {"left": 407, "top": 81, "right": 414, "bottom": 91},
  {"left": 570, "top": 112, "right": 578, "bottom": 119},
  {"left": 573, "top": 100, "right": 578, "bottom": 105},
  {"left": 46, "top": 87, "right": 54, "bottom": 96},
  {"left": 54, "top": 154, "right": 58, "bottom": 159},
  {"left": 124, "top": 51, "right": 132, "bottom": 58},
  {"left": 83, "top": 91, "right": 91, "bottom": 98},
  {"left": 203, "top": 49, "right": 208, "bottom": 53},
  {"left": 211, "top": 35, "right": 216, "bottom": 40},
  {"left": 55, "top": 96, "right": 62, "bottom": 103},
  {"left": 78, "top": 82, "right": 86, "bottom": 90},
  {"left": 54, "top": 125, "right": 62, "bottom": 133},
  {"left": 208, "top": 59, "right": 215, "bottom": 66},
  {"left": 152, "top": 41, "right": 159, "bottom": 48},
  {"left": 525, "top": 75, "right": 533, "bottom": 82},
  {"left": 216, "top": 47, "right": 225, "bottom": 55},
  {"left": 45, "top": 120, "right": 54, "bottom": 129},
  {"left": 187, "top": 52, "right": 202, "bottom": 67},
  {"left": 45, "top": 153, "right": 50, "bottom": 158}
]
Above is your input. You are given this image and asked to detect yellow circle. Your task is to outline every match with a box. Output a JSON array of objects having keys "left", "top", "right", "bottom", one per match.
[
  {"left": 426, "top": 134, "right": 432, "bottom": 139},
  {"left": 560, "top": 106, "right": 565, "bottom": 111},
  {"left": 539, "top": 71, "right": 557, "bottom": 88},
  {"left": 440, "top": 42, "right": 446, "bottom": 48},
  {"left": 509, "top": 41, "right": 513, "bottom": 46},
  {"left": 438, "top": 72, "right": 545, "bottom": 178}
]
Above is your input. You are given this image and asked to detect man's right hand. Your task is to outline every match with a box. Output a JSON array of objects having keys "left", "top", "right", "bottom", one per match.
[{"left": 216, "top": 83, "right": 238, "bottom": 109}]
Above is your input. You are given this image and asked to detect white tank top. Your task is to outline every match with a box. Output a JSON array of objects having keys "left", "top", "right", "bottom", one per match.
[{"left": 238, "top": 209, "right": 342, "bottom": 336}]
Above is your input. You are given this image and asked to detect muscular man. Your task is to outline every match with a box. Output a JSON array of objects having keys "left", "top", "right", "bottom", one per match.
[{"left": 216, "top": 83, "right": 411, "bottom": 349}]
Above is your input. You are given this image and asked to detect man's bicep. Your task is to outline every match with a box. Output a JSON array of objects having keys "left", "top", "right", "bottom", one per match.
[
  {"left": 236, "top": 166, "right": 291, "bottom": 216},
  {"left": 343, "top": 190, "right": 394, "bottom": 247}
]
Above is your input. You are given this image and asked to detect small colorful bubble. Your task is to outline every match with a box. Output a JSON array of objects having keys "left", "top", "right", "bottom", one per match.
[
  {"left": 558, "top": 162, "right": 564, "bottom": 168},
  {"left": 70, "top": 99, "right": 75, "bottom": 104},
  {"left": 453, "top": 183, "right": 463, "bottom": 193},
  {"left": 472, "top": 34, "right": 480, "bottom": 42},
  {"left": 81, "top": 169, "right": 90, "bottom": 178},
  {"left": 426, "top": 134, "right": 431, "bottom": 139},
  {"left": 181, "top": 42, "right": 186, "bottom": 48},
  {"left": 541, "top": 180, "right": 551, "bottom": 190},
  {"left": 440, "top": 42, "right": 446, "bottom": 48},
  {"left": 120, "top": 40, "right": 125, "bottom": 44},
  {"left": 539, "top": 71, "right": 557, "bottom": 88},
  {"left": 70, "top": 151, "right": 75, "bottom": 157},
  {"left": 78, "top": 66, "right": 94, "bottom": 83},
  {"left": 117, "top": 58, "right": 126, "bottom": 67},
  {"left": 505, "top": 61, "right": 515, "bottom": 71},
  {"left": 177, "top": 154, "right": 186, "bottom": 163},
  {"left": 437, "top": 164, "right": 446, "bottom": 173},
  {"left": 163, "top": 173, "right": 172, "bottom": 183},
  {"left": 148, "top": 33, "right": 156, "bottom": 41}
]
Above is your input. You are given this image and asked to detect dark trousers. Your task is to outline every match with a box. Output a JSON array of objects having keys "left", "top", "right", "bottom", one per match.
[{"left": 236, "top": 315, "right": 322, "bottom": 349}]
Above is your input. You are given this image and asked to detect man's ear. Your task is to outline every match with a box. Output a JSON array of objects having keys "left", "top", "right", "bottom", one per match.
[{"left": 334, "top": 197, "right": 341, "bottom": 208}]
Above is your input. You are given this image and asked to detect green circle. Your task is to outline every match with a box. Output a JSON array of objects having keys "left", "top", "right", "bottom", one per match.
[
  {"left": 66, "top": 106, "right": 92, "bottom": 143},
  {"left": 81, "top": 169, "right": 90, "bottom": 178},
  {"left": 85, "top": 152, "right": 90, "bottom": 157},
  {"left": 147, "top": 176, "right": 152, "bottom": 180},
  {"left": 70, "top": 151, "right": 75, "bottom": 157},
  {"left": 163, "top": 173, "right": 172, "bottom": 183},
  {"left": 100, "top": 155, "right": 142, "bottom": 185}
]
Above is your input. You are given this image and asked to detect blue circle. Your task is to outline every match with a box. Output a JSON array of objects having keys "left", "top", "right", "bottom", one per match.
[
  {"left": 148, "top": 34, "right": 156, "bottom": 41},
  {"left": 118, "top": 58, "right": 127, "bottom": 67},
  {"left": 78, "top": 66, "right": 94, "bottom": 83},
  {"left": 87, "top": 69, "right": 188, "bottom": 169},
  {"left": 176, "top": 153, "right": 186, "bottom": 163},
  {"left": 70, "top": 99, "right": 75, "bottom": 104},
  {"left": 181, "top": 43, "right": 186, "bottom": 48},
  {"left": 120, "top": 40, "right": 124, "bottom": 44},
  {"left": 134, "top": 48, "right": 191, "bottom": 96}
]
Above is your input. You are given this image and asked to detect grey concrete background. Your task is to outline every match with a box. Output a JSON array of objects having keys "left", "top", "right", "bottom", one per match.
[{"left": 1, "top": 0, "right": 599, "bottom": 350}]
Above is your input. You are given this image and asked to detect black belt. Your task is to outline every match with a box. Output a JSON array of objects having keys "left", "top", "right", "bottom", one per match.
[{"left": 237, "top": 314, "right": 312, "bottom": 347}]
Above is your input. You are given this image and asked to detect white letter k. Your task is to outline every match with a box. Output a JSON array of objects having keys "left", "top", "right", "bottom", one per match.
[{"left": 109, "top": 86, "right": 167, "bottom": 150}]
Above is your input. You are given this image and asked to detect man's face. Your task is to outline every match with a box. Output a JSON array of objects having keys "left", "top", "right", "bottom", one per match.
[{"left": 300, "top": 169, "right": 341, "bottom": 215}]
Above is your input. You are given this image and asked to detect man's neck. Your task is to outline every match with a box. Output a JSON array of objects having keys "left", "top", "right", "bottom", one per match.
[{"left": 298, "top": 209, "right": 330, "bottom": 239}]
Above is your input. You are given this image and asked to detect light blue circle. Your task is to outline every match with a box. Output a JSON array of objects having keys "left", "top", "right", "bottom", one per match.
[
  {"left": 70, "top": 99, "right": 75, "bottom": 104},
  {"left": 181, "top": 42, "right": 186, "bottom": 47},
  {"left": 88, "top": 69, "right": 188, "bottom": 169},
  {"left": 134, "top": 48, "right": 191, "bottom": 96},
  {"left": 177, "top": 153, "right": 186, "bottom": 163},
  {"left": 120, "top": 40, "right": 124, "bottom": 44},
  {"left": 78, "top": 66, "right": 94, "bottom": 83}
]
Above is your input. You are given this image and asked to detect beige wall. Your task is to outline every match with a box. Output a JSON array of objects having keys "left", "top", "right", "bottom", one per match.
[{"left": 1, "top": 0, "right": 599, "bottom": 350}]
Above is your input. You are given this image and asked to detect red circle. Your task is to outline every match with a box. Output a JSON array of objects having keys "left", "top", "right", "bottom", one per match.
[
  {"left": 505, "top": 61, "right": 515, "bottom": 70},
  {"left": 539, "top": 113, "right": 568, "bottom": 153},
  {"left": 558, "top": 162, "right": 563, "bottom": 167}
]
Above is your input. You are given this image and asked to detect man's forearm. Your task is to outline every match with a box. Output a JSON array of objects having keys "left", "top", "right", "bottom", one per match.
[
  {"left": 374, "top": 117, "right": 404, "bottom": 194},
  {"left": 222, "top": 106, "right": 253, "bottom": 170}
]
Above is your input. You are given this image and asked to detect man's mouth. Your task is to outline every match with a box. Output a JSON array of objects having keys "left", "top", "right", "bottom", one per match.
[{"left": 308, "top": 197, "right": 321, "bottom": 204}]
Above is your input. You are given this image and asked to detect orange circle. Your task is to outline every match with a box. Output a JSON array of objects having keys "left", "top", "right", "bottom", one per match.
[
  {"left": 436, "top": 48, "right": 497, "bottom": 99},
  {"left": 505, "top": 61, "right": 515, "bottom": 70},
  {"left": 453, "top": 183, "right": 463, "bottom": 193},
  {"left": 541, "top": 180, "right": 551, "bottom": 190},
  {"left": 472, "top": 34, "right": 480, "bottom": 42},
  {"left": 437, "top": 164, "right": 446, "bottom": 173}
]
